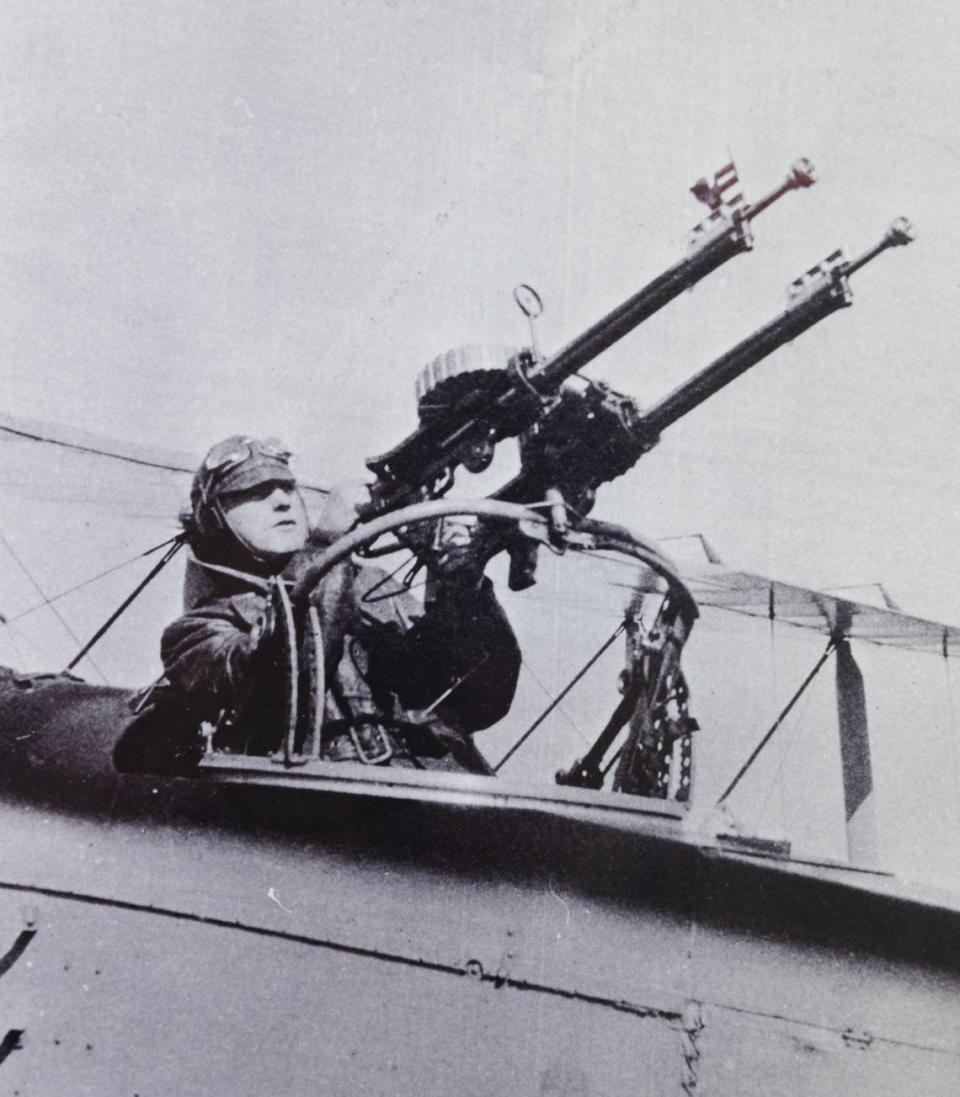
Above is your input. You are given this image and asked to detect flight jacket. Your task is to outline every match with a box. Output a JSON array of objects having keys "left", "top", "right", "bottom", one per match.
[{"left": 159, "top": 540, "right": 521, "bottom": 765}]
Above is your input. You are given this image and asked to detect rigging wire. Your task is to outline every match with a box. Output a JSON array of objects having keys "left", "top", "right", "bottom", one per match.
[
  {"left": 1, "top": 535, "right": 182, "bottom": 625},
  {"left": 714, "top": 636, "right": 838, "bottom": 808},
  {"left": 517, "top": 655, "right": 590, "bottom": 743},
  {"left": 0, "top": 420, "right": 329, "bottom": 493},
  {"left": 756, "top": 677, "right": 813, "bottom": 827},
  {"left": 0, "top": 420, "right": 195, "bottom": 473},
  {"left": 0, "top": 532, "right": 108, "bottom": 683},
  {"left": 493, "top": 620, "right": 625, "bottom": 773},
  {"left": 564, "top": 548, "right": 653, "bottom": 574},
  {"left": 767, "top": 585, "right": 785, "bottom": 831},
  {"left": 65, "top": 537, "right": 186, "bottom": 672}
]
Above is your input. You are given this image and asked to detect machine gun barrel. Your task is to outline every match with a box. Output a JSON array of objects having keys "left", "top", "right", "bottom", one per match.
[
  {"left": 641, "top": 300, "right": 836, "bottom": 435},
  {"left": 365, "top": 159, "right": 815, "bottom": 512},
  {"left": 642, "top": 218, "right": 914, "bottom": 437},
  {"left": 490, "top": 219, "right": 913, "bottom": 548},
  {"left": 528, "top": 159, "right": 816, "bottom": 393}
]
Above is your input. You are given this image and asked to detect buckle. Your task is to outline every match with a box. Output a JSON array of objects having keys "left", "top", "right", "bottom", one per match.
[{"left": 348, "top": 722, "right": 394, "bottom": 765}]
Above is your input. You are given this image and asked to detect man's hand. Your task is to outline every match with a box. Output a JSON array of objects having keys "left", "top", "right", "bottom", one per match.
[
  {"left": 430, "top": 515, "right": 486, "bottom": 590},
  {"left": 314, "top": 481, "right": 372, "bottom": 540}
]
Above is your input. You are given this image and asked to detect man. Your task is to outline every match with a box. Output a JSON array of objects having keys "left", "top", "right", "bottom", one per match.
[{"left": 128, "top": 435, "right": 520, "bottom": 774}]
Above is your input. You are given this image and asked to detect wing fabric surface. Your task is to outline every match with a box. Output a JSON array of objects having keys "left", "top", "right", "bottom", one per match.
[
  {"left": 0, "top": 417, "right": 318, "bottom": 675},
  {"left": 686, "top": 565, "right": 960, "bottom": 656}
]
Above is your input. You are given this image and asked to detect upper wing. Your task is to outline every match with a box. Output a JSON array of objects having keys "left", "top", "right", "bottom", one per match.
[{"left": 684, "top": 563, "right": 960, "bottom": 656}]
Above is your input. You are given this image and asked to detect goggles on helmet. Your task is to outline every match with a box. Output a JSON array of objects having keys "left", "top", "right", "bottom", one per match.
[
  {"left": 196, "top": 436, "right": 295, "bottom": 504},
  {"left": 202, "top": 436, "right": 292, "bottom": 474}
]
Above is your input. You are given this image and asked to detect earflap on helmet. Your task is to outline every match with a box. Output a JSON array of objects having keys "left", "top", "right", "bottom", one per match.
[
  {"left": 178, "top": 502, "right": 197, "bottom": 541},
  {"left": 185, "top": 485, "right": 296, "bottom": 573},
  {"left": 180, "top": 492, "right": 227, "bottom": 551}
]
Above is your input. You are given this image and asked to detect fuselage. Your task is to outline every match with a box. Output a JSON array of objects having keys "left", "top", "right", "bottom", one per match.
[{"left": 0, "top": 670, "right": 957, "bottom": 1095}]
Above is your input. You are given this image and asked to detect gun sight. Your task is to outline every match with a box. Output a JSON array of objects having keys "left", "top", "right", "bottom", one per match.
[{"left": 742, "top": 158, "right": 816, "bottom": 222}]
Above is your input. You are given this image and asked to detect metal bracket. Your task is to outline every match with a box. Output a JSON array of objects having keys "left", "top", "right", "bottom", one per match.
[
  {"left": 786, "top": 249, "right": 853, "bottom": 311},
  {"left": 688, "top": 209, "right": 753, "bottom": 259}
]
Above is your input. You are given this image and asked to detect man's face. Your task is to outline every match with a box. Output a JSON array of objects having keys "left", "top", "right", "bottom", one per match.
[{"left": 220, "top": 480, "right": 308, "bottom": 561}]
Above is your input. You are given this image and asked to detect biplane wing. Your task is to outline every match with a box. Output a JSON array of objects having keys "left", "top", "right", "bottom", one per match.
[
  {"left": 0, "top": 412, "right": 330, "bottom": 677},
  {"left": 0, "top": 424, "right": 958, "bottom": 1097},
  {"left": 650, "top": 533, "right": 960, "bottom": 657},
  {"left": 685, "top": 564, "right": 960, "bottom": 656}
]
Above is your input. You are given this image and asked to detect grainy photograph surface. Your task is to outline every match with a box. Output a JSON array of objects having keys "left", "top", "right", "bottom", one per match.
[{"left": 0, "top": 1, "right": 958, "bottom": 1093}]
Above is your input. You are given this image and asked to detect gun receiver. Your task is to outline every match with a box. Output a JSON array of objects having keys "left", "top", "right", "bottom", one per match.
[
  {"left": 492, "top": 218, "right": 914, "bottom": 588},
  {"left": 365, "top": 159, "right": 815, "bottom": 513}
]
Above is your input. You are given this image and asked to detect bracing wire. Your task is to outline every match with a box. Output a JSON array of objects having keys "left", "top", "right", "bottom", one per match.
[
  {"left": 714, "top": 636, "right": 838, "bottom": 808},
  {"left": 1, "top": 534, "right": 182, "bottom": 626},
  {"left": 0, "top": 420, "right": 194, "bottom": 473},
  {"left": 0, "top": 532, "right": 108, "bottom": 682},
  {"left": 756, "top": 677, "right": 813, "bottom": 826},
  {"left": 493, "top": 621, "right": 625, "bottom": 773},
  {"left": 65, "top": 537, "right": 185, "bottom": 672},
  {"left": 517, "top": 655, "right": 590, "bottom": 743}
]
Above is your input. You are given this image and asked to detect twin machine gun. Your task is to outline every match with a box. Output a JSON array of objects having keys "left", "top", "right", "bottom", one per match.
[
  {"left": 298, "top": 158, "right": 913, "bottom": 798},
  {"left": 362, "top": 158, "right": 912, "bottom": 595}
]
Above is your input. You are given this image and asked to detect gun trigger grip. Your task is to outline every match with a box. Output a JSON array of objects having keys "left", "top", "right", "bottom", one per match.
[{"left": 507, "top": 538, "right": 540, "bottom": 591}]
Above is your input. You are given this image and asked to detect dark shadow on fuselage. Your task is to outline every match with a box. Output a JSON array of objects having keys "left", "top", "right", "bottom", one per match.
[{"left": 0, "top": 666, "right": 958, "bottom": 978}]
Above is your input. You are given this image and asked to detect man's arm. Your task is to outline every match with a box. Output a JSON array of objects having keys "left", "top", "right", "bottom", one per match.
[
  {"left": 302, "top": 491, "right": 522, "bottom": 731},
  {"left": 362, "top": 576, "right": 520, "bottom": 733},
  {"left": 422, "top": 577, "right": 521, "bottom": 731},
  {"left": 160, "top": 596, "right": 268, "bottom": 720}
]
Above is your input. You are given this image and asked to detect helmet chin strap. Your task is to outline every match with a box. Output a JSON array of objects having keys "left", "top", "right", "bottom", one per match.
[
  {"left": 205, "top": 499, "right": 273, "bottom": 573},
  {"left": 213, "top": 498, "right": 296, "bottom": 575}
]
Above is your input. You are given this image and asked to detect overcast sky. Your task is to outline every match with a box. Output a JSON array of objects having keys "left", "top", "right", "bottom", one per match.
[
  {"left": 3, "top": 0, "right": 959, "bottom": 613},
  {"left": 2, "top": 1, "right": 959, "bottom": 884}
]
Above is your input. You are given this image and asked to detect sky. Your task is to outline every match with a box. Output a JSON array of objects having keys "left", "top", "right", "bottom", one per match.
[
  {"left": 2, "top": 0, "right": 960, "bottom": 887},
  {"left": 2, "top": 0, "right": 958, "bottom": 615}
]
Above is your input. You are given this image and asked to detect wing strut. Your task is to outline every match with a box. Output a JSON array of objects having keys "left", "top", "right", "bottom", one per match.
[{"left": 835, "top": 638, "right": 878, "bottom": 868}]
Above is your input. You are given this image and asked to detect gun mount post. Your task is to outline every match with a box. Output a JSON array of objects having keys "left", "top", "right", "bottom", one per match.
[{"left": 556, "top": 587, "right": 699, "bottom": 797}]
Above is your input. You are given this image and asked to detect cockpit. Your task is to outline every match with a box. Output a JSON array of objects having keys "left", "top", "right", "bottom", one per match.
[{"left": 120, "top": 500, "right": 700, "bottom": 821}]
